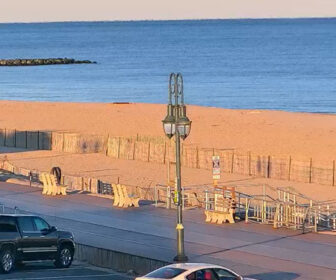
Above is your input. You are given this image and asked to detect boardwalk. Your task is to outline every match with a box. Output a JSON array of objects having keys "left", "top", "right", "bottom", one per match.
[{"left": 0, "top": 182, "right": 335, "bottom": 280}]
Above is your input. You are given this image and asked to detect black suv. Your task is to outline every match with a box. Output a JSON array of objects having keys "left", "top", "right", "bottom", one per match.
[{"left": 0, "top": 214, "right": 75, "bottom": 273}]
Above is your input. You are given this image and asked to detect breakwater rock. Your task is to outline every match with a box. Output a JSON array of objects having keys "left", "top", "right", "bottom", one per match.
[{"left": 0, "top": 58, "right": 97, "bottom": 66}]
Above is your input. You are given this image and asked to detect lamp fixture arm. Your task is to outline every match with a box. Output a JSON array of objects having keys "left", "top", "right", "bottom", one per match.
[{"left": 177, "top": 73, "right": 184, "bottom": 105}]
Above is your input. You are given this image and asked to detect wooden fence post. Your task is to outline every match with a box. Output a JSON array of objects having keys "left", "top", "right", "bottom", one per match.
[
  {"left": 196, "top": 146, "right": 200, "bottom": 169},
  {"left": 309, "top": 158, "right": 313, "bottom": 183},
  {"left": 105, "top": 134, "right": 109, "bottom": 156},
  {"left": 231, "top": 151, "right": 235, "bottom": 173},
  {"left": 133, "top": 141, "right": 136, "bottom": 160},
  {"left": 62, "top": 133, "right": 65, "bottom": 152},
  {"left": 288, "top": 156, "right": 292, "bottom": 181},
  {"left": 267, "top": 155, "right": 271, "bottom": 178}
]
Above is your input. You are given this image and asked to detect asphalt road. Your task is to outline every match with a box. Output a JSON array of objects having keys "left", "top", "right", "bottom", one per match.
[
  {"left": 1, "top": 181, "right": 336, "bottom": 279},
  {"left": 0, "top": 261, "right": 133, "bottom": 280}
]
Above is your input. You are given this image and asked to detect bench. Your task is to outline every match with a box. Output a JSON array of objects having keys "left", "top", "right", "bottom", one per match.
[
  {"left": 40, "top": 172, "right": 67, "bottom": 196},
  {"left": 121, "top": 184, "right": 140, "bottom": 207},
  {"left": 49, "top": 174, "right": 67, "bottom": 195},
  {"left": 112, "top": 184, "right": 140, "bottom": 208}
]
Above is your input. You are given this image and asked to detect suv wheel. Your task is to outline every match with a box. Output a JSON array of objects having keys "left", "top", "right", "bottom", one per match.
[
  {"left": 0, "top": 248, "right": 15, "bottom": 273},
  {"left": 55, "top": 245, "right": 73, "bottom": 268}
]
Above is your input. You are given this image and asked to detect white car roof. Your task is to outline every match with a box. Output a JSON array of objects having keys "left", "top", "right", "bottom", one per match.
[{"left": 163, "top": 263, "right": 227, "bottom": 271}]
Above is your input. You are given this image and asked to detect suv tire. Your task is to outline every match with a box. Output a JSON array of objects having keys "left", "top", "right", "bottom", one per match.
[
  {"left": 54, "top": 245, "right": 73, "bottom": 268},
  {"left": 0, "top": 248, "right": 15, "bottom": 273}
]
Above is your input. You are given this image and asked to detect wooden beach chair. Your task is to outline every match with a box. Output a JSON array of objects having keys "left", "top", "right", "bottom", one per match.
[
  {"left": 50, "top": 174, "right": 67, "bottom": 195},
  {"left": 116, "top": 184, "right": 140, "bottom": 208},
  {"left": 40, "top": 173, "right": 50, "bottom": 195},
  {"left": 45, "top": 174, "right": 57, "bottom": 196},
  {"left": 117, "top": 184, "right": 130, "bottom": 208},
  {"left": 205, "top": 210, "right": 212, "bottom": 223},
  {"left": 112, "top": 184, "right": 120, "bottom": 207},
  {"left": 121, "top": 185, "right": 140, "bottom": 207}
]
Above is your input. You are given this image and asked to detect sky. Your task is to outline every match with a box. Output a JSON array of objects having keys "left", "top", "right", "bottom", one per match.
[{"left": 0, "top": 0, "right": 335, "bottom": 23}]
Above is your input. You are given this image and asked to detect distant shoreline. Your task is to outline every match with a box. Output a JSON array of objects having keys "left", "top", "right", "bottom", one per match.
[{"left": 0, "top": 16, "right": 335, "bottom": 25}]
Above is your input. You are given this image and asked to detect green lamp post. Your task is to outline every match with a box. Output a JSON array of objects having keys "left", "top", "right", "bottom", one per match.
[{"left": 162, "top": 73, "right": 191, "bottom": 262}]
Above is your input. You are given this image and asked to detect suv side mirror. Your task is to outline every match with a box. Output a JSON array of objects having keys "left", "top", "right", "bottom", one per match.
[
  {"left": 42, "top": 226, "right": 56, "bottom": 234},
  {"left": 50, "top": 226, "right": 57, "bottom": 232}
]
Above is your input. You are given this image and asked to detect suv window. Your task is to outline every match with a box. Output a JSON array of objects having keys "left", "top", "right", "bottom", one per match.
[
  {"left": 146, "top": 267, "right": 186, "bottom": 279},
  {"left": 214, "top": 268, "right": 239, "bottom": 280},
  {"left": 17, "top": 217, "right": 35, "bottom": 232},
  {"left": 33, "top": 217, "right": 50, "bottom": 232},
  {"left": 0, "top": 216, "right": 18, "bottom": 232}
]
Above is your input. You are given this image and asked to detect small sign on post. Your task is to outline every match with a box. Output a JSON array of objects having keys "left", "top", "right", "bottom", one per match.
[{"left": 212, "top": 155, "right": 220, "bottom": 186}]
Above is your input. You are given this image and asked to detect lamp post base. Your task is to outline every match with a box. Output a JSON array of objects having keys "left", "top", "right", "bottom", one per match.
[{"left": 173, "top": 254, "right": 188, "bottom": 263}]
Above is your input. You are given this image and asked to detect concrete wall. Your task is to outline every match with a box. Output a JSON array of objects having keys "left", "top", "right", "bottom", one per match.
[{"left": 74, "top": 243, "right": 169, "bottom": 276}]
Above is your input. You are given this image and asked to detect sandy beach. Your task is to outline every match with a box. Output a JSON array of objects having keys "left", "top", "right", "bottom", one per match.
[{"left": 0, "top": 100, "right": 336, "bottom": 163}]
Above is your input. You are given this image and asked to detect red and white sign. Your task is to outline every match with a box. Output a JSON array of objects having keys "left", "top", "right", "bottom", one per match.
[{"left": 212, "top": 155, "right": 220, "bottom": 180}]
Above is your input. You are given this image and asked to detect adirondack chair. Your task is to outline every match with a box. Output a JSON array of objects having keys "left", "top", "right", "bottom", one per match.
[
  {"left": 40, "top": 173, "right": 50, "bottom": 195},
  {"left": 50, "top": 174, "right": 67, "bottom": 195},
  {"left": 112, "top": 184, "right": 120, "bottom": 207},
  {"left": 116, "top": 184, "right": 128, "bottom": 208},
  {"left": 45, "top": 173, "right": 57, "bottom": 195},
  {"left": 120, "top": 184, "right": 140, "bottom": 208}
]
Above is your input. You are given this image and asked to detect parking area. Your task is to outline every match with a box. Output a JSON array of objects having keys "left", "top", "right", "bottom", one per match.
[{"left": 0, "top": 261, "right": 133, "bottom": 280}]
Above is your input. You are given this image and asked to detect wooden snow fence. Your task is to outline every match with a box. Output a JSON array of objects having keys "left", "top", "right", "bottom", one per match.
[
  {"left": 52, "top": 132, "right": 106, "bottom": 153},
  {"left": 1, "top": 128, "right": 336, "bottom": 187},
  {"left": 0, "top": 128, "right": 51, "bottom": 150}
]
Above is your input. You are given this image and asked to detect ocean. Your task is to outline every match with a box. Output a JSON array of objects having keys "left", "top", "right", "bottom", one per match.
[{"left": 0, "top": 18, "right": 335, "bottom": 113}]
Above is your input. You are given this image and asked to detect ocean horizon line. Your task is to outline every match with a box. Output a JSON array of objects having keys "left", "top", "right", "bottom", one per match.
[{"left": 1, "top": 16, "right": 336, "bottom": 25}]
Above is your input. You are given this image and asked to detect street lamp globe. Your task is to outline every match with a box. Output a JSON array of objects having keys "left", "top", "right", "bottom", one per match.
[
  {"left": 177, "top": 116, "right": 191, "bottom": 140},
  {"left": 177, "top": 105, "right": 191, "bottom": 140},
  {"left": 162, "top": 104, "right": 176, "bottom": 139}
]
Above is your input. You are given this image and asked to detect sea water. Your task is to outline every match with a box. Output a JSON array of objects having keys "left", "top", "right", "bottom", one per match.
[{"left": 0, "top": 18, "right": 335, "bottom": 113}]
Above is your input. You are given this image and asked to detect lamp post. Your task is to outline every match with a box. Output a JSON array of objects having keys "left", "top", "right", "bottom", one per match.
[{"left": 162, "top": 73, "right": 191, "bottom": 262}]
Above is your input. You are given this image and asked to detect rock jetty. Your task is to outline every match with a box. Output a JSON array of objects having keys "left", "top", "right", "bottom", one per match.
[{"left": 0, "top": 58, "right": 97, "bottom": 66}]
